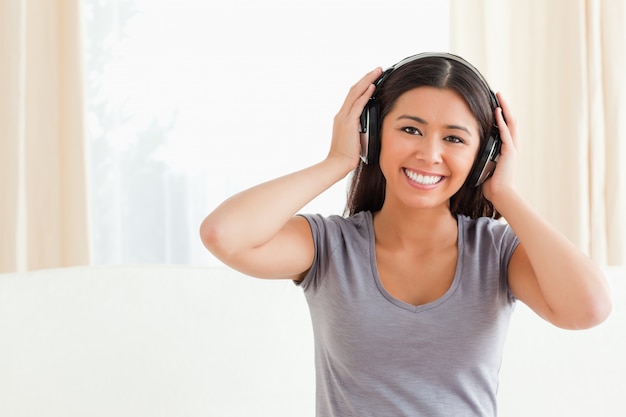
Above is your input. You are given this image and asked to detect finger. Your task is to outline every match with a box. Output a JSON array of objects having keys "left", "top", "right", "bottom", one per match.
[
  {"left": 347, "top": 67, "right": 382, "bottom": 105},
  {"left": 496, "top": 93, "right": 517, "bottom": 133},
  {"left": 495, "top": 92, "right": 517, "bottom": 147},
  {"left": 495, "top": 108, "right": 510, "bottom": 143},
  {"left": 495, "top": 108, "right": 514, "bottom": 153},
  {"left": 339, "top": 67, "right": 382, "bottom": 115},
  {"left": 348, "top": 83, "right": 376, "bottom": 120}
]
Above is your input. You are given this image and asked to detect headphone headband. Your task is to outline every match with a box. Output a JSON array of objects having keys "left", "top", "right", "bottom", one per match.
[{"left": 372, "top": 52, "right": 499, "bottom": 109}]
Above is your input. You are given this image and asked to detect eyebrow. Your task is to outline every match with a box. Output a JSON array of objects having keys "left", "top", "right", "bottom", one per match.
[{"left": 397, "top": 114, "right": 473, "bottom": 137}]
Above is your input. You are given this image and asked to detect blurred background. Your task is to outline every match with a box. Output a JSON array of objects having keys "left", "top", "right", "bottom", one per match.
[{"left": 1, "top": 0, "right": 624, "bottom": 272}]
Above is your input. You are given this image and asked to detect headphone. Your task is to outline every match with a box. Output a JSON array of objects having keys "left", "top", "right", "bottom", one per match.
[{"left": 359, "top": 52, "right": 501, "bottom": 187}]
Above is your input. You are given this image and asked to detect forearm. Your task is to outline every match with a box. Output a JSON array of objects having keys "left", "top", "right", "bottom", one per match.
[
  {"left": 200, "top": 67, "right": 380, "bottom": 267},
  {"left": 494, "top": 188, "right": 612, "bottom": 327},
  {"left": 200, "top": 156, "right": 353, "bottom": 257}
]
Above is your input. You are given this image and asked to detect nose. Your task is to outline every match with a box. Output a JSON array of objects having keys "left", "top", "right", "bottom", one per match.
[{"left": 415, "top": 136, "right": 443, "bottom": 165}]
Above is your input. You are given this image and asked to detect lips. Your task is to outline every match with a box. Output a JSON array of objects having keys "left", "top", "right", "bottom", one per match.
[{"left": 403, "top": 168, "right": 443, "bottom": 185}]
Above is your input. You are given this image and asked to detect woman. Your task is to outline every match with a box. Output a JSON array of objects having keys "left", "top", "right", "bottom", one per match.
[{"left": 200, "top": 53, "right": 611, "bottom": 417}]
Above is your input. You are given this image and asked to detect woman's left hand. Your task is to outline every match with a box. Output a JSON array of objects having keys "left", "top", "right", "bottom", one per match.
[{"left": 482, "top": 92, "right": 519, "bottom": 204}]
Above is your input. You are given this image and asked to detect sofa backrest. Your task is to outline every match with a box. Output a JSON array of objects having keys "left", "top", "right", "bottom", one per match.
[{"left": 0, "top": 265, "right": 624, "bottom": 417}]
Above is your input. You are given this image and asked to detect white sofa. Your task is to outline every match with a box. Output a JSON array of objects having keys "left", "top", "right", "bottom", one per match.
[{"left": 0, "top": 265, "right": 623, "bottom": 417}]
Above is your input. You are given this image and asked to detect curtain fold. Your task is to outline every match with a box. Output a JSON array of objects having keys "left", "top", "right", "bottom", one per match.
[
  {"left": 0, "top": 0, "right": 90, "bottom": 273},
  {"left": 450, "top": 0, "right": 625, "bottom": 266}
]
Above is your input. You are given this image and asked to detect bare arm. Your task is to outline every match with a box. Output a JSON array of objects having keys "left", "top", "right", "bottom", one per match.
[
  {"left": 486, "top": 93, "right": 612, "bottom": 329},
  {"left": 501, "top": 191, "right": 611, "bottom": 329},
  {"left": 200, "top": 67, "right": 383, "bottom": 280}
]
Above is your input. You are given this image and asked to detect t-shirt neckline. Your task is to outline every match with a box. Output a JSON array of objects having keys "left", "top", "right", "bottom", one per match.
[{"left": 365, "top": 211, "right": 465, "bottom": 313}]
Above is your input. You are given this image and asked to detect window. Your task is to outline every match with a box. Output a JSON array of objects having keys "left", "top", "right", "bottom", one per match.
[{"left": 83, "top": 0, "right": 450, "bottom": 266}]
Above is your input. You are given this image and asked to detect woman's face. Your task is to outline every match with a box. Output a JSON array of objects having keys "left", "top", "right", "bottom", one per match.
[{"left": 379, "top": 86, "right": 480, "bottom": 212}]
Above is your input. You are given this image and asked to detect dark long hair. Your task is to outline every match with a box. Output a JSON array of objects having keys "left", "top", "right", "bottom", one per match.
[{"left": 345, "top": 55, "right": 500, "bottom": 220}]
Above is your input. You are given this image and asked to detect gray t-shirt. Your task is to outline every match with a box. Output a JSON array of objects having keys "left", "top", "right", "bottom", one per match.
[{"left": 298, "top": 211, "right": 520, "bottom": 417}]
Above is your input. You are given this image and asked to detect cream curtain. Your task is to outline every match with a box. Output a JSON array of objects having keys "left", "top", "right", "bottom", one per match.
[
  {"left": 450, "top": 0, "right": 626, "bottom": 266},
  {"left": 0, "top": 0, "right": 90, "bottom": 273}
]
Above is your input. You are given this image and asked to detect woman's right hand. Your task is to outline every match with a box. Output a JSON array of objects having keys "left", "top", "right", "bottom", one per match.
[
  {"left": 200, "top": 67, "right": 382, "bottom": 280},
  {"left": 327, "top": 67, "right": 383, "bottom": 169}
]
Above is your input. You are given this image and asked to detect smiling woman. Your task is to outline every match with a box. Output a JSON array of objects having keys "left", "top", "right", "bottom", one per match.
[
  {"left": 199, "top": 51, "right": 611, "bottom": 416},
  {"left": 378, "top": 87, "right": 480, "bottom": 213},
  {"left": 83, "top": 0, "right": 451, "bottom": 266}
]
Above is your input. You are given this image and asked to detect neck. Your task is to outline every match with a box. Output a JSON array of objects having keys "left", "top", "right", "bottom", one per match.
[{"left": 373, "top": 203, "right": 457, "bottom": 250}]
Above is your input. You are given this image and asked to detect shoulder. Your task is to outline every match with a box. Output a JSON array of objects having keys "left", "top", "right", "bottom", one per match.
[
  {"left": 458, "top": 215, "right": 518, "bottom": 246},
  {"left": 296, "top": 211, "right": 373, "bottom": 290},
  {"left": 299, "top": 211, "right": 372, "bottom": 243},
  {"left": 458, "top": 215, "right": 520, "bottom": 266},
  {"left": 457, "top": 216, "right": 520, "bottom": 303}
]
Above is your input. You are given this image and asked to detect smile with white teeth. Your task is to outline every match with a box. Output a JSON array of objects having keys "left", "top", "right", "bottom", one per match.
[{"left": 404, "top": 168, "right": 442, "bottom": 185}]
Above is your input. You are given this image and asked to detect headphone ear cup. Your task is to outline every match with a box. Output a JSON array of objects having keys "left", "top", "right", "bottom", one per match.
[
  {"left": 359, "top": 102, "right": 371, "bottom": 163},
  {"left": 467, "top": 130, "right": 501, "bottom": 187},
  {"left": 365, "top": 100, "right": 381, "bottom": 164}
]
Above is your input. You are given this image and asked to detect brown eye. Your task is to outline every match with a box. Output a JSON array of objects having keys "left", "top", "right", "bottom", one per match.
[
  {"left": 444, "top": 136, "right": 464, "bottom": 144},
  {"left": 402, "top": 127, "right": 422, "bottom": 135}
]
